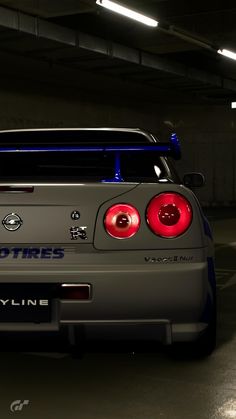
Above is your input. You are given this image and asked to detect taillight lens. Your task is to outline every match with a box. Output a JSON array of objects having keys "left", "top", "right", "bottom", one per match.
[
  {"left": 104, "top": 204, "right": 140, "bottom": 239},
  {"left": 146, "top": 193, "right": 192, "bottom": 238}
]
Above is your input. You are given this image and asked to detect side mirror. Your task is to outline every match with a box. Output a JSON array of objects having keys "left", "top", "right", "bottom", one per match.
[{"left": 183, "top": 172, "right": 205, "bottom": 188}]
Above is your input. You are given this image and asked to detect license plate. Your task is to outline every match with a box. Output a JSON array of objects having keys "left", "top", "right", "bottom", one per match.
[{"left": 0, "top": 284, "right": 52, "bottom": 322}]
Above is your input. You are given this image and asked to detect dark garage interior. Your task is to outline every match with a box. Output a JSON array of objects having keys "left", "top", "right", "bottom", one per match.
[{"left": 0, "top": 1, "right": 236, "bottom": 418}]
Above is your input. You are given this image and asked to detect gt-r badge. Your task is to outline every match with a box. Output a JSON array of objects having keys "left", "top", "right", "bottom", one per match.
[
  {"left": 2, "top": 213, "right": 23, "bottom": 231},
  {"left": 70, "top": 226, "right": 88, "bottom": 240}
]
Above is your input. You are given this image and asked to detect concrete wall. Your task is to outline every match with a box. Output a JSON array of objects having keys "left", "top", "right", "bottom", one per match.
[{"left": 0, "top": 73, "right": 234, "bottom": 206}]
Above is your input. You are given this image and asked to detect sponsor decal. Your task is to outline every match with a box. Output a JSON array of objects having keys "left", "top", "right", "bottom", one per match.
[
  {"left": 0, "top": 247, "right": 64, "bottom": 259},
  {"left": 145, "top": 255, "right": 194, "bottom": 263}
]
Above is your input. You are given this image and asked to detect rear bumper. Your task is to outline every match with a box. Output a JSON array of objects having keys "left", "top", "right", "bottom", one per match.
[
  {"left": 0, "top": 260, "right": 212, "bottom": 342},
  {"left": 66, "top": 320, "right": 209, "bottom": 344},
  {"left": 0, "top": 318, "right": 208, "bottom": 344}
]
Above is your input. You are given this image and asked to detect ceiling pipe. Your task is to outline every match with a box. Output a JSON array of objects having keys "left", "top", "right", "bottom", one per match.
[{"left": 160, "top": 24, "right": 216, "bottom": 52}]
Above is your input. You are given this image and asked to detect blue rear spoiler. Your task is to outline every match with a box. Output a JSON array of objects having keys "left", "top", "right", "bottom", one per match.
[
  {"left": 0, "top": 132, "right": 180, "bottom": 157},
  {"left": 0, "top": 132, "right": 180, "bottom": 182}
]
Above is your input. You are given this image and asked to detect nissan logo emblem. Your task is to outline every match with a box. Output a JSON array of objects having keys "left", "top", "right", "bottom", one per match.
[{"left": 2, "top": 213, "right": 23, "bottom": 231}]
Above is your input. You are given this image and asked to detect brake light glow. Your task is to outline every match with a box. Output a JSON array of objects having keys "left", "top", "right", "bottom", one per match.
[
  {"left": 104, "top": 204, "right": 140, "bottom": 239},
  {"left": 146, "top": 193, "right": 192, "bottom": 238}
]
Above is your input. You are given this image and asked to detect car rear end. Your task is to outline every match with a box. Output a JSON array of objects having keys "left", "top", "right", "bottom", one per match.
[{"left": 0, "top": 129, "right": 215, "bottom": 353}]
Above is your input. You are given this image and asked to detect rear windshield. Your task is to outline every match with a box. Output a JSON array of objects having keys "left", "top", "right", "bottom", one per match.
[
  {"left": 0, "top": 151, "right": 175, "bottom": 182},
  {"left": 0, "top": 130, "right": 179, "bottom": 182}
]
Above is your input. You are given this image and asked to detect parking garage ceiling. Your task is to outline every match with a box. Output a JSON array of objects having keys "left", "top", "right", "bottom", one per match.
[{"left": 0, "top": 0, "right": 235, "bottom": 104}]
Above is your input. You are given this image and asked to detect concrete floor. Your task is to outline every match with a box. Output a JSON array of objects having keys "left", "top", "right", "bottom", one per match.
[{"left": 1, "top": 208, "right": 236, "bottom": 419}]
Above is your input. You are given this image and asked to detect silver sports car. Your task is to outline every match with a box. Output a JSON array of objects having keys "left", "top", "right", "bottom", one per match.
[{"left": 0, "top": 128, "right": 216, "bottom": 356}]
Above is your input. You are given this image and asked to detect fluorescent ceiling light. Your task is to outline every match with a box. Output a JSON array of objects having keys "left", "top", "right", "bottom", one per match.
[
  {"left": 231, "top": 102, "right": 236, "bottom": 109},
  {"left": 96, "top": 0, "right": 158, "bottom": 27},
  {"left": 217, "top": 48, "right": 236, "bottom": 60}
]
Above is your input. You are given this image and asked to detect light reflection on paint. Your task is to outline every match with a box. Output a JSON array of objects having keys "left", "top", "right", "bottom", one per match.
[{"left": 154, "top": 165, "right": 162, "bottom": 178}]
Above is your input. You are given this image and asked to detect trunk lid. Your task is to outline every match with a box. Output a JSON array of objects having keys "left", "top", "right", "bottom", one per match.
[{"left": 0, "top": 183, "right": 138, "bottom": 244}]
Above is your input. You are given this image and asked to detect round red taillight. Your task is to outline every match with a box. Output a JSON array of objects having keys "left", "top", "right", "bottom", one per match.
[
  {"left": 146, "top": 193, "right": 192, "bottom": 238},
  {"left": 104, "top": 204, "right": 140, "bottom": 239}
]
